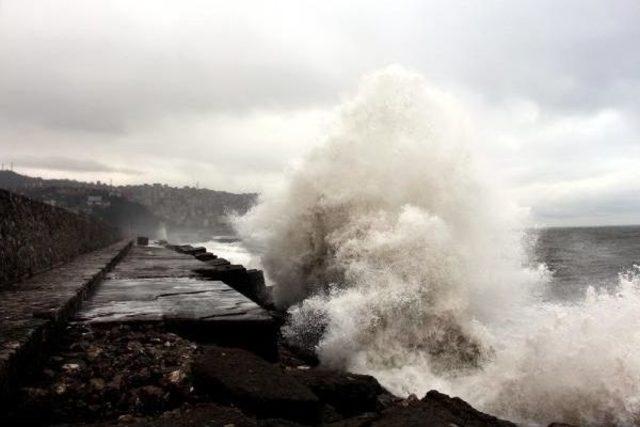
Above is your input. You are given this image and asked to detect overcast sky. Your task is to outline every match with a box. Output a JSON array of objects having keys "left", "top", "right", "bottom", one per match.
[{"left": 1, "top": 0, "right": 639, "bottom": 226}]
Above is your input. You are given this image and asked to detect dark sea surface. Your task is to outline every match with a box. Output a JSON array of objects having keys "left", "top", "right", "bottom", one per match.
[
  {"left": 195, "top": 226, "right": 640, "bottom": 302},
  {"left": 534, "top": 225, "right": 640, "bottom": 301}
]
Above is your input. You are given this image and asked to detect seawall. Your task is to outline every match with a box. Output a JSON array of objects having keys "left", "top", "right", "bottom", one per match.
[{"left": 0, "top": 189, "right": 121, "bottom": 287}]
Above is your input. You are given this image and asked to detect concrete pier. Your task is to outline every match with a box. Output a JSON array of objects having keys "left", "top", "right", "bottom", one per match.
[
  {"left": 75, "top": 245, "right": 277, "bottom": 359},
  {"left": 0, "top": 237, "right": 277, "bottom": 410},
  {"left": 1, "top": 240, "right": 519, "bottom": 427},
  {"left": 0, "top": 240, "right": 132, "bottom": 402}
]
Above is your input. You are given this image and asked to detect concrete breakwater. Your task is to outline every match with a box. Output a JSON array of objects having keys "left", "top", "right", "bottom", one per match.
[
  {"left": 0, "top": 188, "right": 129, "bottom": 406},
  {"left": 0, "top": 189, "right": 120, "bottom": 288},
  {"left": 1, "top": 238, "right": 527, "bottom": 426},
  {"left": 0, "top": 225, "right": 585, "bottom": 427},
  {"left": 0, "top": 189, "right": 570, "bottom": 425},
  {"left": 0, "top": 240, "right": 133, "bottom": 405},
  {"left": 75, "top": 242, "right": 278, "bottom": 361},
  {"left": 167, "top": 242, "right": 272, "bottom": 308}
]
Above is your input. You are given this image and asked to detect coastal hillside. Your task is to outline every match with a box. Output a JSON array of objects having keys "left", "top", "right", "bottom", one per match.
[{"left": 0, "top": 171, "right": 257, "bottom": 235}]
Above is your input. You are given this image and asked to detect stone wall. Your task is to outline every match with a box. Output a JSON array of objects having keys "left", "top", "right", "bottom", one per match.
[{"left": 0, "top": 189, "right": 121, "bottom": 287}]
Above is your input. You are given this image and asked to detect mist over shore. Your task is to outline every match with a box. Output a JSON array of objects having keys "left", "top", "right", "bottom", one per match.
[{"left": 237, "top": 67, "right": 640, "bottom": 425}]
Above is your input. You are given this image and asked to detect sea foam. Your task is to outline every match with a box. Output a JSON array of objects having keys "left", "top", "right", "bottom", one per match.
[{"left": 237, "top": 66, "right": 640, "bottom": 425}]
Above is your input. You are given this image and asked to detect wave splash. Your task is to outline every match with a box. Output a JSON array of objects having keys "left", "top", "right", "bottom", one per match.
[{"left": 237, "top": 67, "right": 640, "bottom": 425}]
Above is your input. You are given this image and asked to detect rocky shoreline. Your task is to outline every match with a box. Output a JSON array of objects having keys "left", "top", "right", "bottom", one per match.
[
  {"left": 7, "top": 321, "right": 519, "bottom": 427},
  {"left": 2, "top": 240, "right": 572, "bottom": 426}
]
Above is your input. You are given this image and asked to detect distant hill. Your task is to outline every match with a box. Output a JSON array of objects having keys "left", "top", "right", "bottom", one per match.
[{"left": 0, "top": 171, "right": 258, "bottom": 237}]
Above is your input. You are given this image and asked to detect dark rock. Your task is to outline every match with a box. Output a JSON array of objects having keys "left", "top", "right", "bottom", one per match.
[
  {"left": 136, "top": 237, "right": 149, "bottom": 246},
  {"left": 73, "top": 403, "right": 258, "bottom": 426},
  {"left": 239, "top": 269, "right": 270, "bottom": 306},
  {"left": 196, "top": 264, "right": 247, "bottom": 285},
  {"left": 204, "top": 258, "right": 231, "bottom": 267},
  {"left": 370, "top": 390, "right": 515, "bottom": 427},
  {"left": 118, "top": 413, "right": 137, "bottom": 423},
  {"left": 181, "top": 246, "right": 206, "bottom": 256},
  {"left": 288, "top": 368, "right": 386, "bottom": 417},
  {"left": 194, "top": 252, "right": 216, "bottom": 261},
  {"left": 89, "top": 378, "right": 106, "bottom": 391},
  {"left": 148, "top": 403, "right": 256, "bottom": 427},
  {"left": 22, "top": 386, "right": 49, "bottom": 400},
  {"left": 6, "top": 323, "right": 201, "bottom": 423},
  {"left": 258, "top": 419, "right": 307, "bottom": 427},
  {"left": 376, "top": 391, "right": 402, "bottom": 410},
  {"left": 327, "top": 412, "right": 378, "bottom": 427},
  {"left": 277, "top": 345, "right": 317, "bottom": 368},
  {"left": 174, "top": 245, "right": 194, "bottom": 254},
  {"left": 192, "top": 346, "right": 320, "bottom": 424},
  {"left": 131, "top": 385, "right": 166, "bottom": 411},
  {"left": 321, "top": 404, "right": 344, "bottom": 423},
  {"left": 0, "top": 241, "right": 131, "bottom": 411}
]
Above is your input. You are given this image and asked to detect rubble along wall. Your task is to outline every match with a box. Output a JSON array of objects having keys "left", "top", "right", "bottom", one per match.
[{"left": 0, "top": 189, "right": 121, "bottom": 287}]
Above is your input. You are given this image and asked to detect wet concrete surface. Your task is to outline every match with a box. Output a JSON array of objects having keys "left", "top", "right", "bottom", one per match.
[
  {"left": 74, "top": 245, "right": 277, "bottom": 360},
  {"left": 75, "top": 278, "right": 271, "bottom": 323},
  {"left": 103, "top": 248, "right": 209, "bottom": 280},
  {"left": 0, "top": 240, "right": 132, "bottom": 404}
]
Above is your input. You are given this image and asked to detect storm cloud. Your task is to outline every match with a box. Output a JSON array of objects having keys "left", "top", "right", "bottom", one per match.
[{"left": 1, "top": 0, "right": 639, "bottom": 225}]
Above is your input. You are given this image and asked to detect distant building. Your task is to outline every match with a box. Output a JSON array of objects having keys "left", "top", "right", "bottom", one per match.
[{"left": 87, "top": 195, "right": 110, "bottom": 208}]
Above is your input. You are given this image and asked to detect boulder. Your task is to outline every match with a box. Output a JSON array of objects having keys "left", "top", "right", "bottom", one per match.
[
  {"left": 183, "top": 246, "right": 206, "bottom": 256},
  {"left": 370, "top": 390, "right": 515, "bottom": 427},
  {"left": 192, "top": 346, "right": 320, "bottom": 424},
  {"left": 136, "top": 236, "right": 149, "bottom": 246},
  {"left": 77, "top": 403, "right": 258, "bottom": 426},
  {"left": 196, "top": 264, "right": 247, "bottom": 283},
  {"left": 257, "top": 419, "right": 307, "bottom": 427},
  {"left": 245, "top": 269, "right": 270, "bottom": 305},
  {"left": 220, "top": 269, "right": 270, "bottom": 307},
  {"left": 327, "top": 413, "right": 378, "bottom": 426},
  {"left": 205, "top": 258, "right": 230, "bottom": 267},
  {"left": 288, "top": 369, "right": 386, "bottom": 417},
  {"left": 194, "top": 252, "right": 216, "bottom": 261}
]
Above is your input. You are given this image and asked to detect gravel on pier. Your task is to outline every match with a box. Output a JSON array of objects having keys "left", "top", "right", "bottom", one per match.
[{"left": 9, "top": 323, "right": 200, "bottom": 425}]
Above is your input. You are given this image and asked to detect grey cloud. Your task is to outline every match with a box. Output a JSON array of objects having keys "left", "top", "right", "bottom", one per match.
[
  {"left": 0, "top": 0, "right": 639, "bottom": 225},
  {"left": 2, "top": 0, "right": 639, "bottom": 133},
  {"left": 377, "top": 0, "right": 640, "bottom": 113},
  {"left": 0, "top": 2, "right": 344, "bottom": 133},
  {"left": 533, "top": 190, "right": 640, "bottom": 226},
  {"left": 14, "top": 156, "right": 142, "bottom": 175}
]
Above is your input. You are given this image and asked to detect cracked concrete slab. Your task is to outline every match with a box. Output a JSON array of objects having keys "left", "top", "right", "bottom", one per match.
[
  {"left": 75, "top": 277, "right": 271, "bottom": 323},
  {"left": 74, "top": 245, "right": 278, "bottom": 360},
  {"left": 0, "top": 239, "right": 132, "bottom": 402}
]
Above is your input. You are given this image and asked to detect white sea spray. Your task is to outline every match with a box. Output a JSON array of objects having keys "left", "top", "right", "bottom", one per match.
[{"left": 237, "top": 66, "right": 640, "bottom": 426}]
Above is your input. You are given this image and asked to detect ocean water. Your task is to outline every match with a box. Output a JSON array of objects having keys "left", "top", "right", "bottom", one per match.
[
  {"left": 199, "top": 67, "right": 640, "bottom": 425},
  {"left": 535, "top": 225, "right": 640, "bottom": 301},
  {"left": 197, "top": 226, "right": 640, "bottom": 298},
  {"left": 192, "top": 236, "right": 263, "bottom": 271},
  {"left": 192, "top": 224, "right": 640, "bottom": 426},
  {"left": 230, "top": 68, "right": 640, "bottom": 425}
]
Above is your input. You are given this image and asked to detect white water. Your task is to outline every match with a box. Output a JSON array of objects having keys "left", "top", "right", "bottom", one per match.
[
  {"left": 191, "top": 238, "right": 261, "bottom": 270},
  {"left": 236, "top": 67, "right": 640, "bottom": 425}
]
